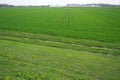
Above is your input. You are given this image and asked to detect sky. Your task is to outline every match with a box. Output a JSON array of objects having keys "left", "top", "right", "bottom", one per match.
[{"left": 0, "top": 0, "right": 120, "bottom": 5}]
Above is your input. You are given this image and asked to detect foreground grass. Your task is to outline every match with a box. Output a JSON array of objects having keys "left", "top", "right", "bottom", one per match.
[{"left": 0, "top": 39, "right": 120, "bottom": 80}]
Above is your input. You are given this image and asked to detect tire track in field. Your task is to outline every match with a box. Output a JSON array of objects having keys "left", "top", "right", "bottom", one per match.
[
  {"left": 0, "top": 35, "right": 119, "bottom": 56},
  {"left": 60, "top": 9, "right": 68, "bottom": 24},
  {"left": 60, "top": 8, "right": 71, "bottom": 25},
  {"left": 68, "top": 8, "right": 71, "bottom": 25}
]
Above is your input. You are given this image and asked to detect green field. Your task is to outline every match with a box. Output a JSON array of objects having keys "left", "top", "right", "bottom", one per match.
[
  {"left": 0, "top": 7, "right": 120, "bottom": 80},
  {"left": 0, "top": 7, "right": 120, "bottom": 43}
]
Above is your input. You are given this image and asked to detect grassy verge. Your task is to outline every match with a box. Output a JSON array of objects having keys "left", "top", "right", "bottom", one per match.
[{"left": 0, "top": 39, "right": 120, "bottom": 80}]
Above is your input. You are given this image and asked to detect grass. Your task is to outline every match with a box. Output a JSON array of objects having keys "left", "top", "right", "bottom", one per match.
[
  {"left": 0, "top": 7, "right": 120, "bottom": 43},
  {"left": 0, "top": 30, "right": 120, "bottom": 56},
  {"left": 0, "top": 39, "right": 120, "bottom": 80},
  {"left": 0, "top": 7, "right": 120, "bottom": 80}
]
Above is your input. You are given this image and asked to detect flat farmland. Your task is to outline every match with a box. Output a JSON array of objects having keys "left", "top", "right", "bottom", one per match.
[
  {"left": 0, "top": 7, "right": 120, "bottom": 43},
  {"left": 0, "top": 7, "right": 120, "bottom": 80}
]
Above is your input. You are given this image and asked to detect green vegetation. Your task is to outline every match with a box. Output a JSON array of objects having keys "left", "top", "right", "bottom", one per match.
[
  {"left": 0, "top": 7, "right": 120, "bottom": 80},
  {"left": 0, "top": 30, "right": 120, "bottom": 56},
  {"left": 0, "top": 7, "right": 120, "bottom": 43},
  {"left": 0, "top": 40, "right": 120, "bottom": 80}
]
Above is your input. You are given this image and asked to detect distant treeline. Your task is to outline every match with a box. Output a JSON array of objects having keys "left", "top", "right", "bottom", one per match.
[
  {"left": 0, "top": 4, "right": 50, "bottom": 8},
  {"left": 0, "top": 4, "right": 14, "bottom": 7},
  {"left": 0, "top": 3, "right": 120, "bottom": 8},
  {"left": 93, "top": 4, "right": 120, "bottom": 7},
  {"left": 66, "top": 4, "right": 120, "bottom": 7}
]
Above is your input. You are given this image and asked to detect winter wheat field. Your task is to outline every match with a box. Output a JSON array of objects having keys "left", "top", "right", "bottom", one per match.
[{"left": 0, "top": 7, "right": 120, "bottom": 80}]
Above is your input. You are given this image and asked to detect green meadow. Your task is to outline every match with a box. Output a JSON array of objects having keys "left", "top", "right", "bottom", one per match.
[
  {"left": 0, "top": 7, "right": 120, "bottom": 80},
  {"left": 0, "top": 7, "right": 120, "bottom": 43}
]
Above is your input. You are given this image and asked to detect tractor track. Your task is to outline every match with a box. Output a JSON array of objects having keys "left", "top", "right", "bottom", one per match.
[
  {"left": 61, "top": 9, "right": 68, "bottom": 24},
  {"left": 60, "top": 8, "right": 71, "bottom": 24},
  {"left": 68, "top": 8, "right": 71, "bottom": 25}
]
